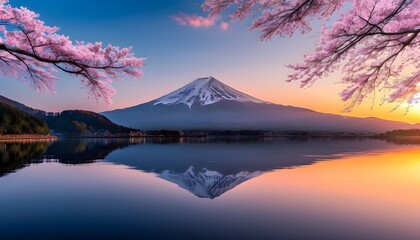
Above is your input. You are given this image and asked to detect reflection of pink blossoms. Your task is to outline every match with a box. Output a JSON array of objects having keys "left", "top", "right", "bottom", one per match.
[
  {"left": 0, "top": 0, "right": 144, "bottom": 102},
  {"left": 204, "top": 0, "right": 420, "bottom": 110}
]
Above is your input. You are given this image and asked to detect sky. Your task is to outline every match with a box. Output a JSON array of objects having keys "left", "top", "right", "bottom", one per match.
[{"left": 1, "top": 0, "right": 419, "bottom": 123}]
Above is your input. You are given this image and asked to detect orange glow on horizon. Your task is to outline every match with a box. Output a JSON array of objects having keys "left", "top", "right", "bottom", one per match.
[
  {"left": 235, "top": 78, "right": 420, "bottom": 124},
  {"left": 231, "top": 146, "right": 420, "bottom": 237},
  {"left": 254, "top": 146, "right": 420, "bottom": 204}
]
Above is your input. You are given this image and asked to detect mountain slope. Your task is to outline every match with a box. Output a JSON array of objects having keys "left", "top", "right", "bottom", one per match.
[
  {"left": 0, "top": 102, "right": 49, "bottom": 135},
  {"left": 0, "top": 95, "right": 46, "bottom": 117},
  {"left": 46, "top": 110, "right": 140, "bottom": 136},
  {"left": 103, "top": 77, "right": 419, "bottom": 132}
]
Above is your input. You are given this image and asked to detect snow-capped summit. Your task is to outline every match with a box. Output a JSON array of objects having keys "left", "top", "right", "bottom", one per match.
[{"left": 153, "top": 77, "right": 269, "bottom": 108}]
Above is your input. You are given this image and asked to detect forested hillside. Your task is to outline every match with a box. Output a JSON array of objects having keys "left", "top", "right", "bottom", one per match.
[
  {"left": 46, "top": 110, "right": 139, "bottom": 136},
  {"left": 0, "top": 102, "right": 49, "bottom": 135}
]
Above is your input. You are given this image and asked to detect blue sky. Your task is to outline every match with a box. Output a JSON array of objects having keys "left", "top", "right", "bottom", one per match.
[
  {"left": 1, "top": 0, "right": 418, "bottom": 122},
  {"left": 1, "top": 0, "right": 315, "bottom": 110}
]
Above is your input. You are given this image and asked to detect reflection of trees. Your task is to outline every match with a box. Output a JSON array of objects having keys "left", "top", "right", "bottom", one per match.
[
  {"left": 44, "top": 139, "right": 141, "bottom": 164},
  {"left": 385, "top": 138, "right": 420, "bottom": 146},
  {"left": 0, "top": 138, "right": 142, "bottom": 177},
  {"left": 0, "top": 141, "right": 50, "bottom": 177},
  {"left": 142, "top": 136, "right": 318, "bottom": 144}
]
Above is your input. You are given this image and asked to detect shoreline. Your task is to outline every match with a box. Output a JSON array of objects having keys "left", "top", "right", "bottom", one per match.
[
  {"left": 0, "top": 135, "right": 57, "bottom": 142},
  {"left": 1, "top": 134, "right": 419, "bottom": 141}
]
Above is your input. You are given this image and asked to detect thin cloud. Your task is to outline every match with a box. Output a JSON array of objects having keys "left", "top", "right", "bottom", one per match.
[
  {"left": 220, "top": 22, "right": 229, "bottom": 30},
  {"left": 172, "top": 13, "right": 218, "bottom": 28}
]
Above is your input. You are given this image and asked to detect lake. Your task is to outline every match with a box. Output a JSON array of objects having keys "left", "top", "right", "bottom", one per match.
[{"left": 0, "top": 138, "right": 419, "bottom": 240}]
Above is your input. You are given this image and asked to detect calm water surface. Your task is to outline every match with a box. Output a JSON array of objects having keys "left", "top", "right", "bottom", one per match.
[{"left": 0, "top": 138, "right": 419, "bottom": 240}]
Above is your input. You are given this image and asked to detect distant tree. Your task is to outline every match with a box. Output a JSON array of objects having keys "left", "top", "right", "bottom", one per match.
[
  {"left": 203, "top": 0, "right": 419, "bottom": 111},
  {"left": 383, "top": 129, "right": 420, "bottom": 137},
  {"left": 0, "top": 0, "right": 144, "bottom": 102}
]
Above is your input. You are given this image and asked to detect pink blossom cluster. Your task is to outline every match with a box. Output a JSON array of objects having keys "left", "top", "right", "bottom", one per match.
[
  {"left": 0, "top": 0, "right": 144, "bottom": 102},
  {"left": 204, "top": 0, "right": 420, "bottom": 110}
]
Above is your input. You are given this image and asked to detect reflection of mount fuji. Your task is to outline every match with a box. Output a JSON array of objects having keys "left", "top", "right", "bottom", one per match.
[
  {"left": 105, "top": 138, "right": 402, "bottom": 199},
  {"left": 160, "top": 166, "right": 261, "bottom": 199},
  {"left": 1, "top": 138, "right": 410, "bottom": 199}
]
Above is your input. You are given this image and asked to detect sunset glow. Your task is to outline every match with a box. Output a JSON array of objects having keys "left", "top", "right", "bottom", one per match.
[
  {"left": 0, "top": 1, "right": 419, "bottom": 239},
  {"left": 0, "top": 0, "right": 416, "bottom": 124}
]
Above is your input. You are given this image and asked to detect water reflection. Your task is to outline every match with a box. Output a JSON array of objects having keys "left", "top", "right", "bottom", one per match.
[
  {"left": 0, "top": 141, "right": 50, "bottom": 177},
  {"left": 0, "top": 137, "right": 415, "bottom": 199},
  {"left": 0, "top": 139, "right": 138, "bottom": 176},
  {"left": 160, "top": 167, "right": 262, "bottom": 199},
  {"left": 43, "top": 139, "right": 139, "bottom": 164},
  {"left": 106, "top": 138, "right": 405, "bottom": 198},
  {"left": 384, "top": 138, "right": 420, "bottom": 145},
  {"left": 0, "top": 138, "right": 419, "bottom": 240}
]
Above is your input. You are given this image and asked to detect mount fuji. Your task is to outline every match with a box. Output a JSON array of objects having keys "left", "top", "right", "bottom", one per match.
[{"left": 102, "top": 77, "right": 418, "bottom": 132}]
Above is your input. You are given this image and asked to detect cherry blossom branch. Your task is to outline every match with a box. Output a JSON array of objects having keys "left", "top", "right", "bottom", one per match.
[
  {"left": 0, "top": 0, "right": 144, "bottom": 102},
  {"left": 203, "top": 0, "right": 420, "bottom": 111}
]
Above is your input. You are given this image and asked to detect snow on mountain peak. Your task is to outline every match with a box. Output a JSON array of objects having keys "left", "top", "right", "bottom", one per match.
[{"left": 153, "top": 77, "right": 269, "bottom": 108}]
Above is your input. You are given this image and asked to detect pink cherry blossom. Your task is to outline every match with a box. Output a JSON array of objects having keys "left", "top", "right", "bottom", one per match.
[
  {"left": 0, "top": 1, "right": 144, "bottom": 102},
  {"left": 203, "top": 0, "right": 420, "bottom": 110}
]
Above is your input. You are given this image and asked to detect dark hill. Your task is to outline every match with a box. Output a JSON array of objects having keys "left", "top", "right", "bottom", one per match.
[
  {"left": 46, "top": 110, "right": 141, "bottom": 136},
  {"left": 0, "top": 95, "right": 141, "bottom": 137},
  {"left": 0, "top": 102, "right": 49, "bottom": 135}
]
